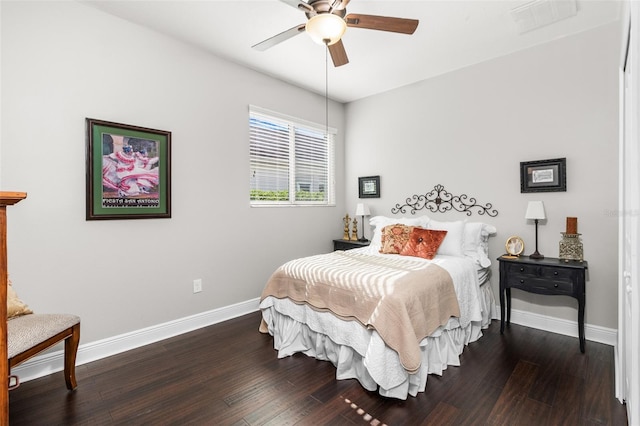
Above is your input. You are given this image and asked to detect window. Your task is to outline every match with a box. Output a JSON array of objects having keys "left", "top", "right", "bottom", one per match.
[{"left": 249, "top": 105, "right": 335, "bottom": 206}]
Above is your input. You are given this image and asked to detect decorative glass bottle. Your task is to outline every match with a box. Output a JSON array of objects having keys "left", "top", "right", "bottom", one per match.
[{"left": 559, "top": 232, "right": 583, "bottom": 261}]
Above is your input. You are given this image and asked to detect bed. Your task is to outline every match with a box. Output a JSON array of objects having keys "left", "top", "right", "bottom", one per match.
[{"left": 259, "top": 212, "right": 497, "bottom": 400}]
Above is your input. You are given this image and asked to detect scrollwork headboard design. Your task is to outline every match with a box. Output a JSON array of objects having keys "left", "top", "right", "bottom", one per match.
[{"left": 391, "top": 184, "right": 498, "bottom": 217}]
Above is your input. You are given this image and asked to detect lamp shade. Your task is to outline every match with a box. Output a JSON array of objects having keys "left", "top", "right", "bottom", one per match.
[
  {"left": 525, "top": 201, "right": 546, "bottom": 220},
  {"left": 355, "top": 203, "right": 370, "bottom": 217},
  {"left": 305, "top": 14, "right": 347, "bottom": 46}
]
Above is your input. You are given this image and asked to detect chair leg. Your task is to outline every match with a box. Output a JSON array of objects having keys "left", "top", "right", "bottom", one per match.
[{"left": 63, "top": 322, "right": 80, "bottom": 390}]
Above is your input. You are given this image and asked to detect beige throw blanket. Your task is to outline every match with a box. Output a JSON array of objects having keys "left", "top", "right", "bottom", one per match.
[{"left": 259, "top": 251, "right": 460, "bottom": 374}]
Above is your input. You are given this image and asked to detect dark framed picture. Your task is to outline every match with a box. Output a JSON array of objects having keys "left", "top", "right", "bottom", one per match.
[
  {"left": 86, "top": 118, "right": 171, "bottom": 220},
  {"left": 359, "top": 175, "right": 380, "bottom": 198},
  {"left": 520, "top": 158, "right": 566, "bottom": 193}
]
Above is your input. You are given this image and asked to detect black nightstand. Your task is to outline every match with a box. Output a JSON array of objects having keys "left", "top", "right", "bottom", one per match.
[
  {"left": 497, "top": 255, "right": 588, "bottom": 352},
  {"left": 333, "top": 239, "right": 370, "bottom": 251}
]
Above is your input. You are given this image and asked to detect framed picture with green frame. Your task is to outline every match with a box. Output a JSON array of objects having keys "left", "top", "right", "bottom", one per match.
[{"left": 85, "top": 118, "right": 171, "bottom": 220}]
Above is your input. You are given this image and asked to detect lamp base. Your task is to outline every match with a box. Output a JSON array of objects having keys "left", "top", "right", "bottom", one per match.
[
  {"left": 529, "top": 251, "right": 544, "bottom": 259},
  {"left": 359, "top": 216, "right": 368, "bottom": 243}
]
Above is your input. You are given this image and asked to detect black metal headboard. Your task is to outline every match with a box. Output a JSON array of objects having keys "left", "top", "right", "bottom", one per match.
[{"left": 391, "top": 184, "right": 498, "bottom": 217}]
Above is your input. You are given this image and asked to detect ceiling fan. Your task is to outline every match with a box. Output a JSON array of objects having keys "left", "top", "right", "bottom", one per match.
[{"left": 252, "top": 0, "right": 419, "bottom": 67}]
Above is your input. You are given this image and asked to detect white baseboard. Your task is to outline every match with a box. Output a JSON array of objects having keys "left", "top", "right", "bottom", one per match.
[
  {"left": 12, "top": 299, "right": 617, "bottom": 384},
  {"left": 492, "top": 304, "right": 618, "bottom": 347},
  {"left": 11, "top": 297, "right": 261, "bottom": 384}
]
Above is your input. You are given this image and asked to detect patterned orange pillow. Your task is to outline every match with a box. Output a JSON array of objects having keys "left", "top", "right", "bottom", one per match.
[
  {"left": 399, "top": 228, "right": 448, "bottom": 260},
  {"left": 379, "top": 224, "right": 413, "bottom": 254}
]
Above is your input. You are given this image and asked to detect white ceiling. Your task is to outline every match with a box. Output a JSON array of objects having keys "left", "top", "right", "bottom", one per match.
[{"left": 82, "top": 0, "right": 622, "bottom": 103}]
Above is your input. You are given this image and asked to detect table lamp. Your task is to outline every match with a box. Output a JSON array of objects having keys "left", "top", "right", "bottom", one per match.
[
  {"left": 355, "top": 203, "right": 371, "bottom": 242},
  {"left": 525, "top": 201, "right": 546, "bottom": 259}
]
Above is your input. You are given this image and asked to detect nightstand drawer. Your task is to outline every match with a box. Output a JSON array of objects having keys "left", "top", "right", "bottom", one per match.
[
  {"left": 505, "top": 262, "right": 539, "bottom": 277},
  {"left": 333, "top": 239, "right": 370, "bottom": 251},
  {"left": 505, "top": 262, "right": 575, "bottom": 281},
  {"left": 506, "top": 275, "right": 575, "bottom": 295},
  {"left": 539, "top": 267, "right": 575, "bottom": 281}
]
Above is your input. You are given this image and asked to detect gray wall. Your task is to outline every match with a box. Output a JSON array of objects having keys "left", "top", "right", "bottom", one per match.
[
  {"left": 0, "top": 0, "right": 622, "bottom": 350},
  {"left": 345, "top": 22, "right": 620, "bottom": 329},
  {"left": 0, "top": 1, "right": 345, "bottom": 344}
]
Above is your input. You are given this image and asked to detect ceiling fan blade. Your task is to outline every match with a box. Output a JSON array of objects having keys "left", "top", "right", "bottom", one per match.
[
  {"left": 252, "top": 24, "right": 306, "bottom": 51},
  {"left": 328, "top": 40, "right": 349, "bottom": 67},
  {"left": 279, "top": 0, "right": 314, "bottom": 14},
  {"left": 345, "top": 13, "right": 419, "bottom": 34},
  {"left": 329, "top": 0, "right": 350, "bottom": 11}
]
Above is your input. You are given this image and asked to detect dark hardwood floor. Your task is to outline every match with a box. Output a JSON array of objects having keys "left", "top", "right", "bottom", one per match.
[{"left": 9, "top": 311, "right": 628, "bottom": 425}]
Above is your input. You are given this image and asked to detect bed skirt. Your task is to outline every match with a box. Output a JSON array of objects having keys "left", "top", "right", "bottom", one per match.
[{"left": 260, "top": 281, "right": 496, "bottom": 399}]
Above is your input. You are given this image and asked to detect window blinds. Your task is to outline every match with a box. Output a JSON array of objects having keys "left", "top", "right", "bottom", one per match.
[{"left": 249, "top": 106, "right": 335, "bottom": 205}]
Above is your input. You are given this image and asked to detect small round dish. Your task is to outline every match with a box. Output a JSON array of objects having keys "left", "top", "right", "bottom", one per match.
[{"left": 505, "top": 236, "right": 524, "bottom": 256}]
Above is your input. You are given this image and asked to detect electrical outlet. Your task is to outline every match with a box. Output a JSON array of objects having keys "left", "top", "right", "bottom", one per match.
[{"left": 193, "top": 278, "right": 202, "bottom": 293}]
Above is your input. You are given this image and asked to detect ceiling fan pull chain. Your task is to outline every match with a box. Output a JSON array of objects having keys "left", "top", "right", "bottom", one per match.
[{"left": 325, "top": 41, "right": 329, "bottom": 136}]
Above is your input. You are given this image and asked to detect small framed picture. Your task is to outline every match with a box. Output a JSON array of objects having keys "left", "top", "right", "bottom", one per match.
[
  {"left": 86, "top": 118, "right": 171, "bottom": 220},
  {"left": 520, "top": 158, "right": 566, "bottom": 193},
  {"left": 505, "top": 236, "right": 525, "bottom": 257},
  {"left": 359, "top": 176, "right": 380, "bottom": 198}
]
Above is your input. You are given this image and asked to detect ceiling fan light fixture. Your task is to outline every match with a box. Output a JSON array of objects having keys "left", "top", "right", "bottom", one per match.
[{"left": 305, "top": 13, "right": 347, "bottom": 46}]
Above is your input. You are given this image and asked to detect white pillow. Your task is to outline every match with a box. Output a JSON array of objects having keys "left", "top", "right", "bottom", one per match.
[
  {"left": 426, "top": 219, "right": 465, "bottom": 257},
  {"left": 463, "top": 222, "right": 497, "bottom": 267},
  {"left": 463, "top": 222, "right": 484, "bottom": 256},
  {"left": 369, "top": 215, "right": 430, "bottom": 250}
]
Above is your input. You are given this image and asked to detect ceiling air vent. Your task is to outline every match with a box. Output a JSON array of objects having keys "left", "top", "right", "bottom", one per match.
[{"left": 511, "top": 0, "right": 577, "bottom": 34}]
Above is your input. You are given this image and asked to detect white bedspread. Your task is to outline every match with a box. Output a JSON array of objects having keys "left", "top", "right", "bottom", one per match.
[{"left": 260, "top": 249, "right": 491, "bottom": 399}]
